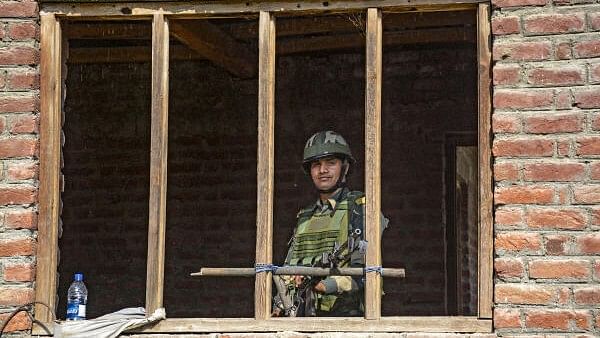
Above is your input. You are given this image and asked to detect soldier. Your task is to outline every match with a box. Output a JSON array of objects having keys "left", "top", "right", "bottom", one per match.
[{"left": 274, "top": 130, "right": 388, "bottom": 317}]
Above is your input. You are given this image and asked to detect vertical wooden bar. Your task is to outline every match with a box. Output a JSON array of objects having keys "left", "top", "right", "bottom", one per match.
[
  {"left": 477, "top": 3, "right": 493, "bottom": 319},
  {"left": 364, "top": 7, "right": 383, "bottom": 320},
  {"left": 35, "top": 13, "right": 62, "bottom": 329},
  {"left": 255, "top": 10, "right": 276, "bottom": 320},
  {"left": 146, "top": 13, "right": 169, "bottom": 314}
]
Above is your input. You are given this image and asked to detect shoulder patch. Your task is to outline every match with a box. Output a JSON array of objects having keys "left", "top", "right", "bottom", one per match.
[
  {"left": 297, "top": 208, "right": 313, "bottom": 219},
  {"left": 355, "top": 196, "right": 366, "bottom": 205}
]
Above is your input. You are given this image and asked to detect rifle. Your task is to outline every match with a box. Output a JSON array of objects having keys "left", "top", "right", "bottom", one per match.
[{"left": 273, "top": 228, "right": 364, "bottom": 317}]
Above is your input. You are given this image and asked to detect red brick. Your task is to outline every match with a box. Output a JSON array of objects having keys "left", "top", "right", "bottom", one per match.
[
  {"left": 0, "top": 238, "right": 35, "bottom": 257},
  {"left": 491, "top": 0, "right": 547, "bottom": 7},
  {"left": 590, "top": 12, "right": 600, "bottom": 31},
  {"left": 525, "top": 309, "right": 572, "bottom": 330},
  {"left": 574, "top": 310, "right": 592, "bottom": 330},
  {"left": 529, "top": 259, "right": 590, "bottom": 280},
  {"left": 574, "top": 185, "right": 600, "bottom": 204},
  {"left": 555, "top": 89, "right": 572, "bottom": 109},
  {"left": 545, "top": 234, "right": 571, "bottom": 255},
  {"left": 495, "top": 208, "right": 523, "bottom": 226},
  {"left": 527, "top": 67, "right": 584, "bottom": 86},
  {"left": 558, "top": 185, "right": 569, "bottom": 204},
  {"left": 523, "top": 163, "right": 585, "bottom": 181},
  {"left": 592, "top": 114, "right": 600, "bottom": 131},
  {"left": 558, "top": 287, "right": 570, "bottom": 304},
  {"left": 495, "top": 258, "right": 525, "bottom": 279},
  {"left": 573, "top": 88, "right": 600, "bottom": 109},
  {"left": 526, "top": 208, "right": 586, "bottom": 229},
  {"left": 496, "top": 284, "right": 555, "bottom": 304},
  {"left": 0, "top": 311, "right": 31, "bottom": 332},
  {"left": 595, "top": 260, "right": 600, "bottom": 280},
  {"left": 496, "top": 232, "right": 541, "bottom": 252},
  {"left": 576, "top": 233, "right": 600, "bottom": 254},
  {"left": 4, "top": 209, "right": 37, "bottom": 229},
  {"left": 0, "top": 287, "right": 34, "bottom": 306},
  {"left": 0, "top": 186, "right": 36, "bottom": 205},
  {"left": 0, "top": 95, "right": 37, "bottom": 113},
  {"left": 494, "top": 308, "right": 521, "bottom": 329},
  {"left": 590, "top": 63, "right": 600, "bottom": 84},
  {"left": 0, "top": 138, "right": 37, "bottom": 158},
  {"left": 0, "top": 116, "right": 5, "bottom": 132},
  {"left": 8, "top": 114, "right": 38, "bottom": 134},
  {"left": 557, "top": 140, "right": 570, "bottom": 157},
  {"left": 492, "top": 16, "right": 520, "bottom": 35},
  {"left": 493, "top": 139, "right": 554, "bottom": 157},
  {"left": 493, "top": 65, "right": 521, "bottom": 85},
  {"left": 523, "top": 13, "right": 585, "bottom": 35},
  {"left": 3, "top": 263, "right": 35, "bottom": 282},
  {"left": 556, "top": 42, "right": 572, "bottom": 60},
  {"left": 0, "top": 46, "right": 39, "bottom": 65},
  {"left": 7, "top": 71, "right": 39, "bottom": 90},
  {"left": 493, "top": 42, "right": 551, "bottom": 61},
  {"left": 525, "top": 113, "right": 581, "bottom": 134},
  {"left": 577, "top": 137, "right": 600, "bottom": 155},
  {"left": 7, "top": 22, "right": 38, "bottom": 41},
  {"left": 0, "top": 2, "right": 38, "bottom": 17},
  {"left": 494, "top": 162, "right": 519, "bottom": 181},
  {"left": 574, "top": 286, "right": 600, "bottom": 305},
  {"left": 493, "top": 114, "right": 520, "bottom": 133},
  {"left": 494, "top": 89, "right": 554, "bottom": 110},
  {"left": 495, "top": 185, "right": 554, "bottom": 204},
  {"left": 574, "top": 40, "right": 600, "bottom": 58},
  {"left": 591, "top": 162, "right": 600, "bottom": 179},
  {"left": 7, "top": 161, "right": 38, "bottom": 180}
]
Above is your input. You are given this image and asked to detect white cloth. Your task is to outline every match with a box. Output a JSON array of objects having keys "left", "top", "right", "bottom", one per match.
[{"left": 53, "top": 307, "right": 165, "bottom": 338}]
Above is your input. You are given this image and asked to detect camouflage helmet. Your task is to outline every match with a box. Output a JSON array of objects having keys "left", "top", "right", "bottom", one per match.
[{"left": 302, "top": 131, "right": 355, "bottom": 172}]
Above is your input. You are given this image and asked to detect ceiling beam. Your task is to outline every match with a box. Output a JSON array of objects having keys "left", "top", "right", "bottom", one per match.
[
  {"left": 67, "top": 26, "right": 474, "bottom": 64},
  {"left": 170, "top": 20, "right": 257, "bottom": 78},
  {"left": 64, "top": 22, "right": 151, "bottom": 39}
]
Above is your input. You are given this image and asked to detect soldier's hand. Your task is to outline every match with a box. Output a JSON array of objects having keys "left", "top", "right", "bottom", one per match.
[
  {"left": 313, "top": 281, "right": 326, "bottom": 293},
  {"left": 293, "top": 275, "right": 304, "bottom": 287}
]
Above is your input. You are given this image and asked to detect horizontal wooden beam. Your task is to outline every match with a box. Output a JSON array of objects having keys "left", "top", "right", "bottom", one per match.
[
  {"left": 41, "top": 0, "right": 486, "bottom": 18},
  {"left": 67, "top": 44, "right": 197, "bottom": 63},
  {"left": 170, "top": 20, "right": 257, "bottom": 78},
  {"left": 67, "top": 26, "right": 474, "bottom": 63},
  {"left": 64, "top": 22, "right": 151, "bottom": 39},
  {"left": 277, "top": 26, "right": 475, "bottom": 54},
  {"left": 225, "top": 9, "right": 475, "bottom": 40},
  {"left": 133, "top": 317, "right": 492, "bottom": 333}
]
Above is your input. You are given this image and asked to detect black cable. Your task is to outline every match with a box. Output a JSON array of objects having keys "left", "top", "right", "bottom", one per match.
[{"left": 0, "top": 302, "right": 53, "bottom": 337}]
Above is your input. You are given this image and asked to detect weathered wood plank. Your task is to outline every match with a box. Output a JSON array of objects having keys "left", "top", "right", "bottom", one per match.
[
  {"left": 170, "top": 19, "right": 257, "bottom": 78},
  {"left": 255, "top": 10, "right": 275, "bottom": 320},
  {"left": 477, "top": 2, "right": 493, "bottom": 320},
  {"left": 364, "top": 7, "right": 382, "bottom": 321},
  {"left": 34, "top": 13, "right": 62, "bottom": 332},
  {"left": 40, "top": 0, "right": 487, "bottom": 18},
  {"left": 146, "top": 12, "right": 169, "bottom": 315},
  {"left": 67, "top": 44, "right": 198, "bottom": 63},
  {"left": 136, "top": 317, "right": 492, "bottom": 333}
]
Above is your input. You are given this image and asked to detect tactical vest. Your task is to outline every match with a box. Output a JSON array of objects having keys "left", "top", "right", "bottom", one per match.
[{"left": 287, "top": 191, "right": 364, "bottom": 313}]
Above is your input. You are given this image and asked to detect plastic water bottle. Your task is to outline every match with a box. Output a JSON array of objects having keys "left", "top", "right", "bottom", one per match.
[{"left": 66, "top": 272, "right": 88, "bottom": 320}]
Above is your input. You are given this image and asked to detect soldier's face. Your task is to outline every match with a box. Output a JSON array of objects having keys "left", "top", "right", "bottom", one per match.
[{"left": 310, "top": 157, "right": 343, "bottom": 191}]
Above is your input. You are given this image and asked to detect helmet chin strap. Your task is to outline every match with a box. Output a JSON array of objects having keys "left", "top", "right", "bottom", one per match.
[{"left": 317, "top": 160, "right": 350, "bottom": 194}]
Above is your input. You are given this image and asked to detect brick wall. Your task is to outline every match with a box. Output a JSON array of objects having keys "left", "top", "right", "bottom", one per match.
[
  {"left": 0, "top": 0, "right": 39, "bottom": 334},
  {"left": 0, "top": 1, "right": 597, "bottom": 336},
  {"left": 491, "top": 0, "right": 600, "bottom": 334}
]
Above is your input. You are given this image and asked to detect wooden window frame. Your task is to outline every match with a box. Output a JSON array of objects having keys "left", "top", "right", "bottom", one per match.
[{"left": 35, "top": 0, "right": 492, "bottom": 334}]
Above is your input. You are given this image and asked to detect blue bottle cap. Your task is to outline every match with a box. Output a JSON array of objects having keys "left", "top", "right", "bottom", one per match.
[{"left": 74, "top": 273, "right": 84, "bottom": 282}]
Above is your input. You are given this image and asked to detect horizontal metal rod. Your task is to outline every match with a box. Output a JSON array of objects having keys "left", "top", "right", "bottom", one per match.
[{"left": 191, "top": 267, "right": 405, "bottom": 278}]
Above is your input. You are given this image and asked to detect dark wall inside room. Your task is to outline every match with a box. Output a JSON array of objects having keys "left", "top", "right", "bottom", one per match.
[{"left": 58, "top": 30, "right": 476, "bottom": 318}]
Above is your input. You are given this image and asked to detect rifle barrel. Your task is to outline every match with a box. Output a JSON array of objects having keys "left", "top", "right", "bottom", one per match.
[{"left": 191, "top": 266, "right": 405, "bottom": 278}]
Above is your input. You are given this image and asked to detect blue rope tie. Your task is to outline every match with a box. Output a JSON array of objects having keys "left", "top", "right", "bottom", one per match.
[
  {"left": 255, "top": 263, "right": 279, "bottom": 273},
  {"left": 364, "top": 266, "right": 384, "bottom": 275}
]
